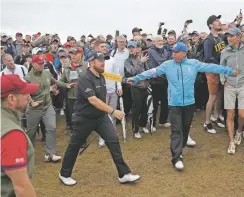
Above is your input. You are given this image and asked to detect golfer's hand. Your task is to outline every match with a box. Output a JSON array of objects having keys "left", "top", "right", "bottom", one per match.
[
  {"left": 113, "top": 110, "right": 125, "bottom": 120},
  {"left": 233, "top": 70, "right": 238, "bottom": 76},
  {"left": 224, "top": 82, "right": 228, "bottom": 86}
]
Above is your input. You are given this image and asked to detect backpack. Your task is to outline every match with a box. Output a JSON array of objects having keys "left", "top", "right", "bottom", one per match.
[{"left": 195, "top": 34, "right": 216, "bottom": 62}]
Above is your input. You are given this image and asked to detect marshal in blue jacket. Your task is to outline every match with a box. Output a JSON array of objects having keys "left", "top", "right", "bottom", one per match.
[{"left": 132, "top": 58, "right": 234, "bottom": 107}]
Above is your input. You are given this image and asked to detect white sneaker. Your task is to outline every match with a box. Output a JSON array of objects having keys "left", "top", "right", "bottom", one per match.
[
  {"left": 141, "top": 127, "right": 149, "bottom": 134},
  {"left": 227, "top": 142, "right": 236, "bottom": 155},
  {"left": 159, "top": 122, "right": 171, "bottom": 128},
  {"left": 59, "top": 173, "right": 77, "bottom": 186},
  {"left": 118, "top": 173, "right": 140, "bottom": 184},
  {"left": 187, "top": 136, "right": 196, "bottom": 146},
  {"left": 234, "top": 131, "right": 242, "bottom": 146},
  {"left": 152, "top": 127, "right": 157, "bottom": 132},
  {"left": 174, "top": 161, "right": 184, "bottom": 171},
  {"left": 211, "top": 115, "right": 225, "bottom": 128},
  {"left": 134, "top": 132, "right": 141, "bottom": 139},
  {"left": 44, "top": 154, "right": 62, "bottom": 162},
  {"left": 98, "top": 137, "right": 105, "bottom": 148},
  {"left": 60, "top": 109, "right": 64, "bottom": 116},
  {"left": 204, "top": 123, "right": 216, "bottom": 134}
]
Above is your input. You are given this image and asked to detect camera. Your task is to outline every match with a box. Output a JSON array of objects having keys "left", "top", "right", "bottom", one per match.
[{"left": 159, "top": 22, "right": 165, "bottom": 26}]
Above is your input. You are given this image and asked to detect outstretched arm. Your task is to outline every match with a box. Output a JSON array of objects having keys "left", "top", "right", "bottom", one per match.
[
  {"left": 129, "top": 63, "right": 167, "bottom": 83},
  {"left": 196, "top": 60, "right": 236, "bottom": 75}
]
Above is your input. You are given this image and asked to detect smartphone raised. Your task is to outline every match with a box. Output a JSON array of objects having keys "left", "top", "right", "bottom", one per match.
[{"left": 186, "top": 19, "right": 193, "bottom": 24}]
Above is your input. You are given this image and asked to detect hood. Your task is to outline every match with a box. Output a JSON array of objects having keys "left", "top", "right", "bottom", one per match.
[{"left": 225, "top": 42, "right": 244, "bottom": 52}]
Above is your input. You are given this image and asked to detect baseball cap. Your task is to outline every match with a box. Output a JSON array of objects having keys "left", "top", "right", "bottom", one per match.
[
  {"left": 1, "top": 74, "right": 39, "bottom": 98},
  {"left": 51, "top": 38, "right": 59, "bottom": 44},
  {"left": 32, "top": 55, "right": 45, "bottom": 64},
  {"left": 67, "top": 36, "right": 76, "bottom": 42},
  {"left": 87, "top": 51, "right": 110, "bottom": 61},
  {"left": 168, "top": 30, "right": 176, "bottom": 35},
  {"left": 153, "top": 35, "right": 164, "bottom": 41},
  {"left": 57, "top": 47, "right": 65, "bottom": 53},
  {"left": 58, "top": 52, "right": 68, "bottom": 58},
  {"left": 207, "top": 15, "right": 221, "bottom": 27},
  {"left": 147, "top": 35, "right": 153, "bottom": 41},
  {"left": 15, "top": 32, "right": 23, "bottom": 37},
  {"left": 191, "top": 31, "right": 199, "bottom": 36},
  {"left": 132, "top": 27, "right": 142, "bottom": 33},
  {"left": 127, "top": 41, "right": 137, "bottom": 48},
  {"left": 225, "top": 27, "right": 242, "bottom": 36},
  {"left": 32, "top": 47, "right": 43, "bottom": 55},
  {"left": 69, "top": 46, "right": 83, "bottom": 53},
  {"left": 1, "top": 33, "right": 7, "bottom": 37},
  {"left": 172, "top": 42, "right": 188, "bottom": 52},
  {"left": 106, "top": 34, "right": 113, "bottom": 40}
]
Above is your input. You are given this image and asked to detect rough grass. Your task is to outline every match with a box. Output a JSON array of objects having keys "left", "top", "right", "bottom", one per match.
[{"left": 34, "top": 111, "right": 244, "bottom": 197}]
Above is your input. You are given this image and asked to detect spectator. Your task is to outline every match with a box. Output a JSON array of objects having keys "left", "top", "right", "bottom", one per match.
[
  {"left": 220, "top": 27, "right": 244, "bottom": 154},
  {"left": 240, "top": 25, "right": 244, "bottom": 42},
  {"left": 25, "top": 34, "right": 32, "bottom": 42},
  {"left": 13, "top": 32, "right": 24, "bottom": 56},
  {"left": 204, "top": 15, "right": 226, "bottom": 134},
  {"left": 111, "top": 36, "right": 131, "bottom": 115},
  {"left": 125, "top": 41, "right": 149, "bottom": 138},
  {"left": 165, "top": 34, "right": 177, "bottom": 58},
  {"left": 1, "top": 74, "right": 39, "bottom": 197},
  {"left": 132, "top": 27, "right": 142, "bottom": 37},
  {"left": 147, "top": 35, "right": 170, "bottom": 131},
  {"left": 1, "top": 54, "right": 28, "bottom": 79},
  {"left": 14, "top": 43, "right": 31, "bottom": 65},
  {"left": 106, "top": 34, "right": 113, "bottom": 54},
  {"left": 1, "top": 34, "right": 16, "bottom": 58}
]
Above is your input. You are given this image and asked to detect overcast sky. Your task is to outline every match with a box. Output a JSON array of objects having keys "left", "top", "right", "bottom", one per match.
[{"left": 1, "top": 0, "right": 243, "bottom": 42}]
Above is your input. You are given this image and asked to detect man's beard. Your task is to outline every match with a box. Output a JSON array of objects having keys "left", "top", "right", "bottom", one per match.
[
  {"left": 94, "top": 65, "right": 104, "bottom": 73},
  {"left": 16, "top": 104, "right": 27, "bottom": 113},
  {"left": 156, "top": 45, "right": 164, "bottom": 49}
]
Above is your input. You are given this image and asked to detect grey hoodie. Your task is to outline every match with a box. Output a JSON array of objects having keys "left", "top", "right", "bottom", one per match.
[{"left": 220, "top": 42, "right": 244, "bottom": 88}]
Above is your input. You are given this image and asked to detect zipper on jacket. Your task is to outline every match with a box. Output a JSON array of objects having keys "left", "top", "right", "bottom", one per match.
[
  {"left": 180, "top": 63, "right": 185, "bottom": 106},
  {"left": 177, "top": 69, "right": 179, "bottom": 81},
  {"left": 235, "top": 53, "right": 238, "bottom": 88}
]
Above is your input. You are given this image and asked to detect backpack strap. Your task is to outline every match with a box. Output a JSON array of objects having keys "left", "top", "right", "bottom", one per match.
[
  {"left": 112, "top": 48, "right": 117, "bottom": 57},
  {"left": 21, "top": 66, "right": 26, "bottom": 77}
]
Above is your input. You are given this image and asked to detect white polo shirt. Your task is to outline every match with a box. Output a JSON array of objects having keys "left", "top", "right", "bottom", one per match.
[
  {"left": 111, "top": 48, "right": 129, "bottom": 77},
  {"left": 0, "top": 64, "right": 28, "bottom": 79}
]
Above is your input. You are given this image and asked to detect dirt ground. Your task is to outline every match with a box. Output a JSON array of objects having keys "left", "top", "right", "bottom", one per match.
[{"left": 34, "top": 111, "right": 244, "bottom": 197}]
